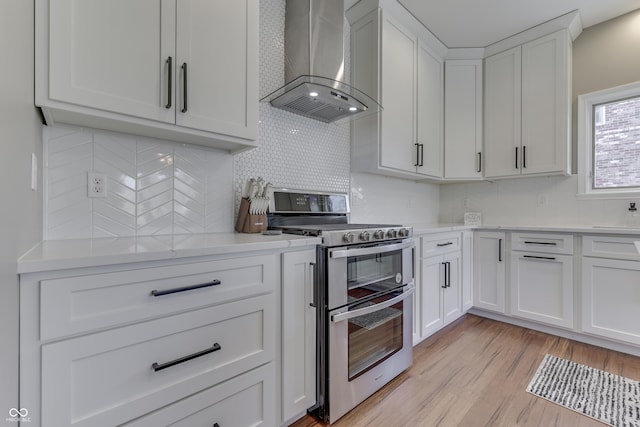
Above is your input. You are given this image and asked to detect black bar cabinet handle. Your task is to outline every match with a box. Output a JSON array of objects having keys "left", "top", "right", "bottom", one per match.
[
  {"left": 446, "top": 261, "right": 451, "bottom": 288},
  {"left": 441, "top": 262, "right": 447, "bottom": 289},
  {"left": 498, "top": 238, "right": 503, "bottom": 262},
  {"left": 523, "top": 145, "right": 527, "bottom": 168},
  {"left": 414, "top": 143, "right": 420, "bottom": 167},
  {"left": 419, "top": 143, "right": 424, "bottom": 167},
  {"left": 165, "top": 57, "right": 172, "bottom": 109},
  {"left": 477, "top": 152, "right": 482, "bottom": 173},
  {"left": 515, "top": 146, "right": 519, "bottom": 169},
  {"left": 152, "top": 342, "right": 221, "bottom": 372},
  {"left": 437, "top": 242, "right": 453, "bottom": 247},
  {"left": 181, "top": 62, "right": 188, "bottom": 113},
  {"left": 309, "top": 262, "right": 317, "bottom": 308},
  {"left": 523, "top": 255, "right": 556, "bottom": 261},
  {"left": 151, "top": 279, "right": 221, "bottom": 297},
  {"left": 523, "top": 241, "right": 557, "bottom": 246}
]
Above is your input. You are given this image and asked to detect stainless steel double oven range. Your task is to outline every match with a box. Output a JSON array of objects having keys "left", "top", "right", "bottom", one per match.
[{"left": 269, "top": 189, "right": 415, "bottom": 423}]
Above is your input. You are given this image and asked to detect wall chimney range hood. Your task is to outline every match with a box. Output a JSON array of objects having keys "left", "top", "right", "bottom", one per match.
[{"left": 261, "top": 0, "right": 381, "bottom": 123}]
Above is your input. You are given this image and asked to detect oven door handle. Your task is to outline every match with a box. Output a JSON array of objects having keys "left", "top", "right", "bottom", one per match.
[
  {"left": 330, "top": 241, "right": 413, "bottom": 259},
  {"left": 330, "top": 286, "right": 414, "bottom": 323}
]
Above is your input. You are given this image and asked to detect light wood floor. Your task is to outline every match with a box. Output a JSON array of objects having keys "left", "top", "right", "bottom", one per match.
[{"left": 291, "top": 314, "right": 640, "bottom": 427}]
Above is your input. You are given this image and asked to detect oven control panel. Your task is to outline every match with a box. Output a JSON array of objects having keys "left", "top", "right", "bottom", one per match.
[{"left": 334, "top": 227, "right": 412, "bottom": 246}]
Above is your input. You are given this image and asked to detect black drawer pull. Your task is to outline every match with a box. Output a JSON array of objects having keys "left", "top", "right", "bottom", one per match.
[
  {"left": 152, "top": 342, "right": 221, "bottom": 372},
  {"left": 523, "top": 241, "right": 557, "bottom": 246},
  {"left": 437, "top": 242, "right": 453, "bottom": 247},
  {"left": 165, "top": 56, "right": 172, "bottom": 109},
  {"left": 213, "top": 424, "right": 220, "bottom": 427},
  {"left": 523, "top": 255, "right": 556, "bottom": 261},
  {"left": 151, "top": 279, "right": 221, "bottom": 297}
]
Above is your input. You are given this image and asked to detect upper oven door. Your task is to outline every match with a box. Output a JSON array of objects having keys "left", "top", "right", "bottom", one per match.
[{"left": 327, "top": 239, "right": 414, "bottom": 311}]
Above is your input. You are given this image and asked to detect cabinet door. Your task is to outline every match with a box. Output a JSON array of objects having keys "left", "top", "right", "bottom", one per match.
[
  {"left": 48, "top": 0, "right": 176, "bottom": 123},
  {"left": 175, "top": 0, "right": 258, "bottom": 139},
  {"left": 484, "top": 47, "right": 522, "bottom": 178},
  {"left": 521, "top": 31, "right": 570, "bottom": 176},
  {"left": 442, "top": 252, "right": 462, "bottom": 325},
  {"left": 281, "top": 250, "right": 316, "bottom": 423},
  {"left": 444, "top": 60, "right": 483, "bottom": 180},
  {"left": 380, "top": 12, "right": 417, "bottom": 174},
  {"left": 416, "top": 41, "right": 443, "bottom": 178},
  {"left": 420, "top": 256, "right": 444, "bottom": 337},
  {"left": 582, "top": 257, "right": 640, "bottom": 345},
  {"left": 461, "top": 231, "right": 474, "bottom": 311},
  {"left": 473, "top": 232, "right": 506, "bottom": 313},
  {"left": 510, "top": 252, "right": 573, "bottom": 328}
]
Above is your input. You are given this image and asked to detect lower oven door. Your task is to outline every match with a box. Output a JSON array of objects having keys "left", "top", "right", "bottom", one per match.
[{"left": 327, "top": 284, "right": 414, "bottom": 423}]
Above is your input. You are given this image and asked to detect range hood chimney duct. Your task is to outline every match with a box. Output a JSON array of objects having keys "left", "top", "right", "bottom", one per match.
[{"left": 262, "top": 0, "right": 381, "bottom": 123}]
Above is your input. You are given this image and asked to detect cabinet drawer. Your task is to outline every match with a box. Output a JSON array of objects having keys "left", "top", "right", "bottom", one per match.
[
  {"left": 511, "top": 232, "right": 573, "bottom": 254},
  {"left": 41, "top": 295, "right": 274, "bottom": 427},
  {"left": 582, "top": 235, "right": 640, "bottom": 261},
  {"left": 40, "top": 254, "right": 277, "bottom": 340},
  {"left": 123, "top": 364, "right": 275, "bottom": 427},
  {"left": 420, "top": 232, "right": 461, "bottom": 257}
]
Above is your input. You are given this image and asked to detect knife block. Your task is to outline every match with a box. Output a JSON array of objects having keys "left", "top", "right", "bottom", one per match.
[{"left": 235, "top": 198, "right": 267, "bottom": 233}]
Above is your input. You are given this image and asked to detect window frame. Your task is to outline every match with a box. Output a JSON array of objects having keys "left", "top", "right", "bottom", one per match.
[{"left": 577, "top": 80, "right": 640, "bottom": 199}]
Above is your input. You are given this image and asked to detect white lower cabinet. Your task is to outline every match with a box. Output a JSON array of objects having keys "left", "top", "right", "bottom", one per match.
[
  {"left": 509, "top": 232, "right": 574, "bottom": 329},
  {"left": 281, "top": 250, "right": 316, "bottom": 424},
  {"left": 19, "top": 247, "right": 321, "bottom": 427},
  {"left": 582, "top": 248, "right": 640, "bottom": 346},
  {"left": 510, "top": 252, "right": 573, "bottom": 328},
  {"left": 473, "top": 231, "right": 506, "bottom": 313},
  {"left": 123, "top": 364, "right": 274, "bottom": 427},
  {"left": 416, "top": 233, "right": 463, "bottom": 342}
]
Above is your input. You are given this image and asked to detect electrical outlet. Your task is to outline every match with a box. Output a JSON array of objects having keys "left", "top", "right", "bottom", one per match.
[
  {"left": 463, "top": 198, "right": 470, "bottom": 209},
  {"left": 88, "top": 173, "right": 107, "bottom": 198},
  {"left": 536, "top": 194, "right": 547, "bottom": 207}
]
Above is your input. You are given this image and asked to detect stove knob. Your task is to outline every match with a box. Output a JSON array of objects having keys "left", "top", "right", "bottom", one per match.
[
  {"left": 387, "top": 229, "right": 397, "bottom": 238},
  {"left": 360, "top": 231, "right": 371, "bottom": 241},
  {"left": 373, "top": 230, "right": 385, "bottom": 240},
  {"left": 398, "top": 228, "right": 409, "bottom": 237},
  {"left": 343, "top": 232, "right": 355, "bottom": 243}
]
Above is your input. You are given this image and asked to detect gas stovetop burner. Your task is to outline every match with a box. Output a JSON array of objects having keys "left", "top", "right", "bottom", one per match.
[{"left": 267, "top": 188, "right": 412, "bottom": 246}]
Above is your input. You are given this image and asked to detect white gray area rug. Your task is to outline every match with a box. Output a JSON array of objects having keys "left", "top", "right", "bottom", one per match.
[{"left": 527, "top": 354, "right": 640, "bottom": 427}]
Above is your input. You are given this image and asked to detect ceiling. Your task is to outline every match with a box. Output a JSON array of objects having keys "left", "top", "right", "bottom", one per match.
[{"left": 392, "top": 0, "right": 640, "bottom": 48}]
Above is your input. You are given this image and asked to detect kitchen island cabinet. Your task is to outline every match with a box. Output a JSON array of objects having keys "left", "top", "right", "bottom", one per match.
[
  {"left": 36, "top": 0, "right": 258, "bottom": 152},
  {"left": 18, "top": 234, "right": 320, "bottom": 427}
]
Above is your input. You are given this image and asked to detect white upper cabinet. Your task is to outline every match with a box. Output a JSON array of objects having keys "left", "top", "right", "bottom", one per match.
[
  {"left": 444, "top": 60, "right": 483, "bottom": 180},
  {"left": 36, "top": 0, "right": 258, "bottom": 152},
  {"left": 484, "top": 30, "right": 571, "bottom": 178},
  {"left": 349, "top": 2, "right": 445, "bottom": 180}
]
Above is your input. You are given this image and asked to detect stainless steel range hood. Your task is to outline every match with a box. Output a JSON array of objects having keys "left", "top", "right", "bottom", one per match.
[{"left": 261, "top": 0, "right": 381, "bottom": 123}]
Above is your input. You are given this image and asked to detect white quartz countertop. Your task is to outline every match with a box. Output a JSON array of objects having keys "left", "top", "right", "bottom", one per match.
[
  {"left": 409, "top": 223, "right": 640, "bottom": 235},
  {"left": 18, "top": 232, "right": 321, "bottom": 274}
]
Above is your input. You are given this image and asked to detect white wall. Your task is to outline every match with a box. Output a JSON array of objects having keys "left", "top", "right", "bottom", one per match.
[
  {"left": 440, "top": 9, "right": 640, "bottom": 227},
  {"left": 0, "top": 0, "right": 43, "bottom": 417}
]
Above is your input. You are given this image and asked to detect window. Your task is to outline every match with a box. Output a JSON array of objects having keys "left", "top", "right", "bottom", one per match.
[{"left": 578, "top": 81, "right": 640, "bottom": 198}]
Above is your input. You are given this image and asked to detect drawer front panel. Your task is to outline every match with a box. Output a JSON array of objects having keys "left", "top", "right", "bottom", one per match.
[
  {"left": 420, "top": 232, "right": 461, "bottom": 257},
  {"left": 41, "top": 295, "right": 274, "bottom": 427},
  {"left": 511, "top": 232, "right": 573, "bottom": 254},
  {"left": 40, "top": 254, "right": 277, "bottom": 340},
  {"left": 123, "top": 364, "right": 275, "bottom": 427},
  {"left": 583, "top": 235, "right": 640, "bottom": 261}
]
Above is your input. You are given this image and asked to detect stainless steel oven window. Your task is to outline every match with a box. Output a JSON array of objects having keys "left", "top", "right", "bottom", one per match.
[
  {"left": 347, "top": 249, "right": 403, "bottom": 293},
  {"left": 346, "top": 291, "right": 404, "bottom": 379}
]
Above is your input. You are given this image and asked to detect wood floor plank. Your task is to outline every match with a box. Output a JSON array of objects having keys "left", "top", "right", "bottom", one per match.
[{"left": 290, "top": 314, "right": 640, "bottom": 427}]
